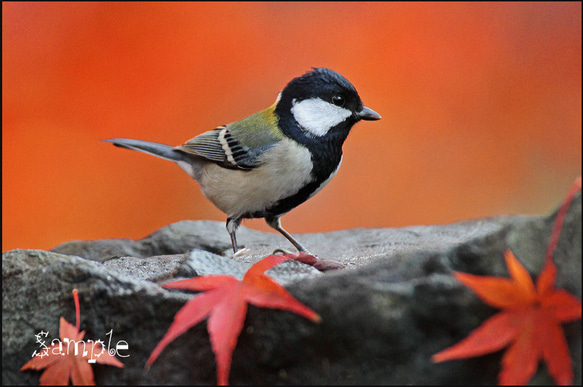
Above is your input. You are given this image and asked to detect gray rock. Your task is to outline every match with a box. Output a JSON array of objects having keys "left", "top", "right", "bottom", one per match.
[
  {"left": 52, "top": 216, "right": 522, "bottom": 269},
  {"left": 180, "top": 249, "right": 322, "bottom": 285},
  {"left": 3, "top": 192, "right": 580, "bottom": 385},
  {"left": 51, "top": 220, "right": 236, "bottom": 262},
  {"left": 103, "top": 254, "right": 186, "bottom": 282}
]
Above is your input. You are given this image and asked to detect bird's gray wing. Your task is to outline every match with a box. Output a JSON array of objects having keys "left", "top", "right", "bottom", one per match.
[{"left": 176, "top": 111, "right": 284, "bottom": 170}]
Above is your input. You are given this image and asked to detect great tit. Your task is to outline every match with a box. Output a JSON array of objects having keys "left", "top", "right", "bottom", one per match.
[{"left": 104, "top": 67, "right": 380, "bottom": 256}]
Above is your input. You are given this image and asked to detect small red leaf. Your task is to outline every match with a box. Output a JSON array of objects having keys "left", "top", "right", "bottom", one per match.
[
  {"left": 148, "top": 254, "right": 321, "bottom": 385},
  {"left": 21, "top": 290, "right": 123, "bottom": 385},
  {"left": 433, "top": 179, "right": 582, "bottom": 385},
  {"left": 147, "top": 285, "right": 234, "bottom": 366},
  {"left": 436, "top": 253, "right": 581, "bottom": 385}
]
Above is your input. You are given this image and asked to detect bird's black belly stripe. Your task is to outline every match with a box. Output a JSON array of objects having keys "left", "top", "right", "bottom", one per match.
[
  {"left": 241, "top": 178, "right": 325, "bottom": 220},
  {"left": 242, "top": 152, "right": 340, "bottom": 220}
]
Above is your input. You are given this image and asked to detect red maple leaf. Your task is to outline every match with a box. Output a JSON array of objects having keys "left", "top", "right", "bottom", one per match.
[
  {"left": 147, "top": 253, "right": 321, "bottom": 385},
  {"left": 21, "top": 289, "right": 124, "bottom": 385},
  {"left": 433, "top": 178, "right": 582, "bottom": 385}
]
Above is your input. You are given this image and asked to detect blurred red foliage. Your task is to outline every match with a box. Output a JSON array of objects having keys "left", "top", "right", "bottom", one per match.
[{"left": 2, "top": 3, "right": 581, "bottom": 252}]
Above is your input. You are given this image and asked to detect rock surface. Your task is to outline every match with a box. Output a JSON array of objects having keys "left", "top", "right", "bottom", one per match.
[{"left": 2, "top": 192, "right": 581, "bottom": 385}]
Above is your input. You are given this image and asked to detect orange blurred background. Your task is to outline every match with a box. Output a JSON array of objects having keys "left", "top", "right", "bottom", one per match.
[{"left": 3, "top": 2, "right": 581, "bottom": 252}]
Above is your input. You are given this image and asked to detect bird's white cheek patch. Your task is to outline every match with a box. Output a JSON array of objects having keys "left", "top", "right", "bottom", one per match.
[{"left": 291, "top": 98, "right": 352, "bottom": 137}]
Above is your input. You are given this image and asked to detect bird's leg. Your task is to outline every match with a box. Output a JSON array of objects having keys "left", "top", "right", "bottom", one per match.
[
  {"left": 265, "top": 215, "right": 308, "bottom": 252},
  {"left": 265, "top": 215, "right": 345, "bottom": 271},
  {"left": 226, "top": 217, "right": 242, "bottom": 254}
]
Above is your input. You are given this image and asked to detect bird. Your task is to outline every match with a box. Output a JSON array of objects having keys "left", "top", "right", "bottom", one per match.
[{"left": 104, "top": 67, "right": 380, "bottom": 261}]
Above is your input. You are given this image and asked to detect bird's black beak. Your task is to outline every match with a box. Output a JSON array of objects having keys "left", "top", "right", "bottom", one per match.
[{"left": 358, "top": 106, "right": 381, "bottom": 121}]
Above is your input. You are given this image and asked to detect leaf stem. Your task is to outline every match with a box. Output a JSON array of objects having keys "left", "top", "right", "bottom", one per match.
[
  {"left": 545, "top": 177, "right": 581, "bottom": 264},
  {"left": 73, "top": 289, "right": 80, "bottom": 332}
]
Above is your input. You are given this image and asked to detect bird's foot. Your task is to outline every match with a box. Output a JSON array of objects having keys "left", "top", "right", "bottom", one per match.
[{"left": 271, "top": 249, "right": 344, "bottom": 272}]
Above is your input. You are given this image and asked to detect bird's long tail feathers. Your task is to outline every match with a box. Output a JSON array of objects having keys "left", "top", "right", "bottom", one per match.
[{"left": 102, "top": 138, "right": 184, "bottom": 162}]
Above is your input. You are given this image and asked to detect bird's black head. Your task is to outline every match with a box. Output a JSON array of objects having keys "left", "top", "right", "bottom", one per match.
[{"left": 275, "top": 68, "right": 380, "bottom": 147}]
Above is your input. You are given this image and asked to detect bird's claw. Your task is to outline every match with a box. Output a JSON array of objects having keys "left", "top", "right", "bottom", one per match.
[
  {"left": 312, "top": 259, "right": 345, "bottom": 271},
  {"left": 271, "top": 249, "right": 345, "bottom": 272}
]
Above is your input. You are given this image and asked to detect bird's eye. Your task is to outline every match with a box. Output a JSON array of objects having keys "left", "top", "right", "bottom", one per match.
[{"left": 331, "top": 95, "right": 345, "bottom": 107}]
